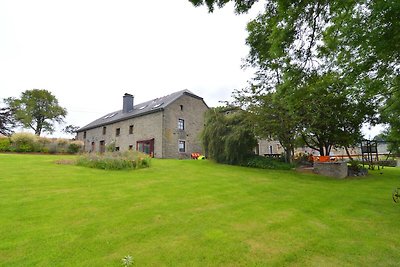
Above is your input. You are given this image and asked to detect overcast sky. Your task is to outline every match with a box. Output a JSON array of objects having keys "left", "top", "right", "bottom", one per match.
[
  {"left": 0, "top": 0, "right": 267, "bottom": 137},
  {"left": 0, "top": 0, "right": 382, "bottom": 138}
]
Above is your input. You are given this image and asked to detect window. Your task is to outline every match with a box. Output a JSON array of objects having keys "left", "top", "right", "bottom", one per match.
[
  {"left": 129, "top": 125, "right": 134, "bottom": 134},
  {"left": 137, "top": 139, "right": 154, "bottom": 156},
  {"left": 180, "top": 105, "right": 183, "bottom": 111},
  {"left": 91, "top": 142, "right": 95, "bottom": 152},
  {"left": 115, "top": 147, "right": 120, "bottom": 151},
  {"left": 179, "top": 140, "right": 186, "bottom": 153},
  {"left": 129, "top": 145, "right": 133, "bottom": 150},
  {"left": 99, "top": 140, "right": 105, "bottom": 153},
  {"left": 116, "top": 128, "right": 120, "bottom": 136},
  {"left": 102, "top": 126, "right": 106, "bottom": 135},
  {"left": 83, "top": 131, "right": 86, "bottom": 139},
  {"left": 178, "top": 119, "right": 184, "bottom": 130},
  {"left": 153, "top": 102, "right": 163, "bottom": 108}
]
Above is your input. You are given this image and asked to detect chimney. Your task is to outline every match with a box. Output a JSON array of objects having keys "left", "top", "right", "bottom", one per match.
[{"left": 123, "top": 93, "right": 134, "bottom": 113}]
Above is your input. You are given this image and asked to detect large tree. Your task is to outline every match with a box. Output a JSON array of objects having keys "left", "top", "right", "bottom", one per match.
[
  {"left": 4, "top": 89, "right": 67, "bottom": 136},
  {"left": 190, "top": 0, "right": 399, "bottom": 156},
  {"left": 189, "top": 0, "right": 400, "bottom": 139}
]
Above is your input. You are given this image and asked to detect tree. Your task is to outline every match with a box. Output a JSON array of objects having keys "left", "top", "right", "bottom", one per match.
[
  {"left": 188, "top": 0, "right": 257, "bottom": 13},
  {"left": 291, "top": 72, "right": 372, "bottom": 156},
  {"left": 234, "top": 89, "right": 298, "bottom": 163},
  {"left": 202, "top": 107, "right": 258, "bottom": 164},
  {"left": 190, "top": 0, "right": 400, "bottom": 151},
  {"left": 63, "top": 125, "right": 80, "bottom": 136},
  {"left": 4, "top": 89, "right": 67, "bottom": 136},
  {"left": 0, "top": 107, "right": 15, "bottom": 136}
]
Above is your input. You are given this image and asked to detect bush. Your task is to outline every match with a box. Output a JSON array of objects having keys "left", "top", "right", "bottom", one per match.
[
  {"left": 6, "top": 133, "right": 83, "bottom": 154},
  {"left": 67, "top": 141, "right": 83, "bottom": 154},
  {"left": 347, "top": 160, "right": 368, "bottom": 176},
  {"left": 106, "top": 141, "right": 116, "bottom": 152},
  {"left": 0, "top": 137, "right": 11, "bottom": 152},
  {"left": 10, "top": 132, "right": 38, "bottom": 152},
  {"left": 76, "top": 151, "right": 151, "bottom": 170},
  {"left": 56, "top": 138, "right": 69, "bottom": 153},
  {"left": 378, "top": 160, "right": 397, "bottom": 167},
  {"left": 242, "top": 155, "right": 295, "bottom": 170}
]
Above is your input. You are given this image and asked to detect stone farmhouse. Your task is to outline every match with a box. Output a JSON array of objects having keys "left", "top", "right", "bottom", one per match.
[{"left": 76, "top": 90, "right": 209, "bottom": 158}]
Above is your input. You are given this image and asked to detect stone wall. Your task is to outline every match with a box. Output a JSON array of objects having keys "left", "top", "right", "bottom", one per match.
[
  {"left": 78, "top": 112, "right": 164, "bottom": 157},
  {"left": 162, "top": 94, "right": 208, "bottom": 158},
  {"left": 313, "top": 162, "right": 348, "bottom": 179},
  {"left": 76, "top": 93, "right": 209, "bottom": 159}
]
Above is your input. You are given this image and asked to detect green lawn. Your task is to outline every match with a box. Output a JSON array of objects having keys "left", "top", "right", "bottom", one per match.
[{"left": 1, "top": 154, "right": 400, "bottom": 266}]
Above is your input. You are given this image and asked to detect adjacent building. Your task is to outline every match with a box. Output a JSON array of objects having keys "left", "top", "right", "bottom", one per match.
[{"left": 76, "top": 90, "right": 209, "bottom": 158}]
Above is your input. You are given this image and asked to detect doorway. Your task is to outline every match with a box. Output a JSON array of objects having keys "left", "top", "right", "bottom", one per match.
[{"left": 137, "top": 139, "right": 154, "bottom": 157}]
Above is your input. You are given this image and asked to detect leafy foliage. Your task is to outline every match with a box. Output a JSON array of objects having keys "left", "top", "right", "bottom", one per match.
[
  {"left": 4, "top": 89, "right": 67, "bottom": 136},
  {"left": 188, "top": 0, "right": 257, "bottom": 13},
  {"left": 192, "top": 0, "right": 400, "bottom": 157},
  {"left": 63, "top": 125, "right": 80, "bottom": 136},
  {"left": 235, "top": 91, "right": 298, "bottom": 162},
  {"left": 10, "top": 132, "right": 38, "bottom": 152},
  {"left": 0, "top": 132, "right": 83, "bottom": 154},
  {"left": 242, "top": 154, "right": 294, "bottom": 170},
  {"left": 76, "top": 151, "right": 151, "bottom": 170},
  {"left": 0, "top": 107, "right": 15, "bottom": 136},
  {"left": 202, "top": 107, "right": 258, "bottom": 164},
  {"left": 0, "top": 137, "right": 11, "bottom": 152}
]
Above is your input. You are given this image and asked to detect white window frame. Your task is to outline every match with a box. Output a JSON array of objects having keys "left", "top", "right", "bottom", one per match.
[
  {"left": 178, "top": 118, "right": 185, "bottom": 130},
  {"left": 178, "top": 140, "right": 186, "bottom": 153}
]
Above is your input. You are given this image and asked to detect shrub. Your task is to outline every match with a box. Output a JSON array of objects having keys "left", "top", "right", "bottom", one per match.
[
  {"left": 242, "top": 155, "right": 295, "bottom": 170},
  {"left": 76, "top": 151, "right": 151, "bottom": 170},
  {"left": 378, "top": 160, "right": 397, "bottom": 167},
  {"left": 347, "top": 160, "right": 368, "bottom": 176},
  {"left": 56, "top": 138, "right": 69, "bottom": 153},
  {"left": 67, "top": 141, "right": 83, "bottom": 154},
  {"left": 10, "top": 132, "right": 38, "bottom": 152},
  {"left": 106, "top": 141, "right": 116, "bottom": 152},
  {"left": 0, "top": 137, "right": 11, "bottom": 152},
  {"left": 35, "top": 137, "right": 50, "bottom": 153}
]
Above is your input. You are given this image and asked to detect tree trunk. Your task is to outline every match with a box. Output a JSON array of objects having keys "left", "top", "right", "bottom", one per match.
[
  {"left": 319, "top": 145, "right": 325, "bottom": 156},
  {"left": 35, "top": 127, "right": 42, "bottom": 136},
  {"left": 345, "top": 147, "right": 353, "bottom": 160}
]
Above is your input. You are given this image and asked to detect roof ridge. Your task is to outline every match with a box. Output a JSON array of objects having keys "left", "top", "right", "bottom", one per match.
[{"left": 77, "top": 89, "right": 200, "bottom": 132}]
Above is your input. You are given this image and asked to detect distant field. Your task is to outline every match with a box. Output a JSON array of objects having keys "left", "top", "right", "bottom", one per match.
[{"left": 1, "top": 154, "right": 400, "bottom": 266}]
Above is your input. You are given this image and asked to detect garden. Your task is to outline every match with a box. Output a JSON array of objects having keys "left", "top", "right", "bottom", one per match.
[{"left": 1, "top": 153, "right": 400, "bottom": 266}]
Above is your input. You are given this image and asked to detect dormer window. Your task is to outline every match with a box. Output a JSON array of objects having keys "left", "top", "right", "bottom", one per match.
[{"left": 153, "top": 102, "right": 163, "bottom": 109}]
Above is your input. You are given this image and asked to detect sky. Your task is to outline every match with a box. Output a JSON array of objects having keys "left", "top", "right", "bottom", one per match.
[
  {"left": 0, "top": 0, "right": 266, "bottom": 137},
  {"left": 0, "top": 0, "right": 383, "bottom": 138}
]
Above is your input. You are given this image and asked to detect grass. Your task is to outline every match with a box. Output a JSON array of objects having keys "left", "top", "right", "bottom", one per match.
[{"left": 1, "top": 154, "right": 400, "bottom": 266}]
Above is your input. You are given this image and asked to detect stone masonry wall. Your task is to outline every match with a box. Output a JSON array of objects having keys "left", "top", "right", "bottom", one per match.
[
  {"left": 313, "top": 162, "right": 348, "bottom": 179},
  {"left": 162, "top": 94, "right": 209, "bottom": 158},
  {"left": 78, "top": 112, "right": 164, "bottom": 158}
]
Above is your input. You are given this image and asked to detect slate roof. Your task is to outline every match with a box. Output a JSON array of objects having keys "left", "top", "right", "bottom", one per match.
[{"left": 78, "top": 89, "right": 205, "bottom": 132}]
